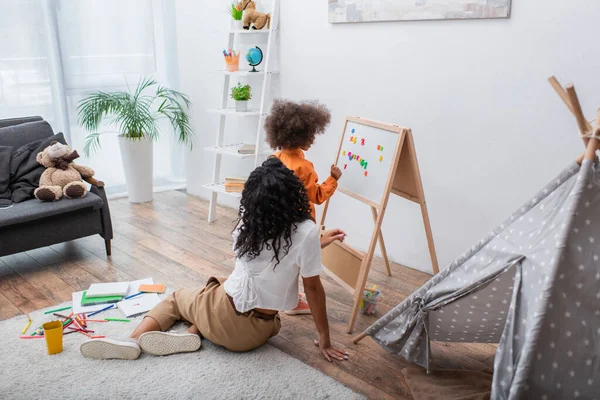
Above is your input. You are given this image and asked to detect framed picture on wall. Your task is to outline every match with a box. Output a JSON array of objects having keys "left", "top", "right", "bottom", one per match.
[{"left": 329, "top": 0, "right": 512, "bottom": 23}]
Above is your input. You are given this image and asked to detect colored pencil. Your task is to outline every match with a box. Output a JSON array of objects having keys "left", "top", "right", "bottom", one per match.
[
  {"left": 20, "top": 335, "right": 44, "bottom": 339},
  {"left": 82, "top": 319, "right": 109, "bottom": 323},
  {"left": 124, "top": 292, "right": 144, "bottom": 300},
  {"left": 63, "top": 330, "right": 77, "bottom": 335},
  {"left": 67, "top": 327, "right": 95, "bottom": 334},
  {"left": 91, "top": 336, "right": 105, "bottom": 339},
  {"left": 53, "top": 313, "right": 70, "bottom": 319},
  {"left": 104, "top": 318, "right": 131, "bottom": 322},
  {"left": 87, "top": 304, "right": 115, "bottom": 317},
  {"left": 44, "top": 306, "right": 71, "bottom": 314},
  {"left": 78, "top": 331, "right": 92, "bottom": 338},
  {"left": 71, "top": 317, "right": 84, "bottom": 331},
  {"left": 21, "top": 319, "right": 32, "bottom": 335},
  {"left": 75, "top": 315, "right": 85, "bottom": 327}
]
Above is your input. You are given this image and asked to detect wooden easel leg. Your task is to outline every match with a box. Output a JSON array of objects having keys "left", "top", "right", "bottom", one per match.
[
  {"left": 371, "top": 207, "right": 391, "bottom": 276},
  {"left": 352, "top": 331, "right": 368, "bottom": 344},
  {"left": 419, "top": 201, "right": 439, "bottom": 275},
  {"left": 347, "top": 213, "right": 385, "bottom": 334}
]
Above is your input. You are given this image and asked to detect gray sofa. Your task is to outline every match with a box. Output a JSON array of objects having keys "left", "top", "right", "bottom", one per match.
[{"left": 0, "top": 117, "right": 113, "bottom": 257}]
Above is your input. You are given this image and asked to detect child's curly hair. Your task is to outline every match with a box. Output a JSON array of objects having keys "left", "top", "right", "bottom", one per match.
[{"left": 264, "top": 99, "right": 331, "bottom": 149}]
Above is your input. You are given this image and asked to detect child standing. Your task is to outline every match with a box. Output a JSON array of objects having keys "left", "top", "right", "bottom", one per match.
[{"left": 265, "top": 99, "right": 342, "bottom": 315}]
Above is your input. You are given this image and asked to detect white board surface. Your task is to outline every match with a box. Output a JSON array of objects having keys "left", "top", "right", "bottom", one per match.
[{"left": 335, "top": 119, "right": 401, "bottom": 205}]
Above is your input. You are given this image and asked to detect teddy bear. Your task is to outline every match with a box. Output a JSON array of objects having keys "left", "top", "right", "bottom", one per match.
[
  {"left": 237, "top": 0, "right": 271, "bottom": 30},
  {"left": 34, "top": 141, "right": 98, "bottom": 202}
]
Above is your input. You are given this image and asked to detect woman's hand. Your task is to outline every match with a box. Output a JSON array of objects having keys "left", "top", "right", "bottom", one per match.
[
  {"left": 314, "top": 338, "right": 349, "bottom": 362},
  {"left": 320, "top": 229, "right": 346, "bottom": 249}
]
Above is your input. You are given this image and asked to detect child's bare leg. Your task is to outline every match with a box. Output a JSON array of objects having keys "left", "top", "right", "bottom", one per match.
[
  {"left": 130, "top": 316, "right": 161, "bottom": 339},
  {"left": 187, "top": 325, "right": 200, "bottom": 335}
]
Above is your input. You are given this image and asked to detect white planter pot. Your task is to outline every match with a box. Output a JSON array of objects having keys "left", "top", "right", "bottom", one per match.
[
  {"left": 235, "top": 100, "right": 248, "bottom": 112},
  {"left": 231, "top": 19, "right": 243, "bottom": 30},
  {"left": 118, "top": 135, "right": 153, "bottom": 203}
]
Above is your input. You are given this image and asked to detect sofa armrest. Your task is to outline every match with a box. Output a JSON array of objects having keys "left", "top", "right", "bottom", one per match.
[{"left": 90, "top": 184, "right": 113, "bottom": 240}]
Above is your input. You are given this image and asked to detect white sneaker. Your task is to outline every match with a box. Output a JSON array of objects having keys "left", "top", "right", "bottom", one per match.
[
  {"left": 80, "top": 338, "right": 141, "bottom": 360},
  {"left": 139, "top": 331, "right": 201, "bottom": 356}
]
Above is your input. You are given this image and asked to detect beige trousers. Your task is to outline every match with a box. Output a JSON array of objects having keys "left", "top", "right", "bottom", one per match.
[{"left": 146, "top": 277, "right": 281, "bottom": 352}]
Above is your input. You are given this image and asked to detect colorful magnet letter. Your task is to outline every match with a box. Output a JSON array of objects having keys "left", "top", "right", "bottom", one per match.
[
  {"left": 377, "top": 145, "right": 381, "bottom": 151},
  {"left": 351, "top": 128, "right": 355, "bottom": 133},
  {"left": 344, "top": 164, "right": 347, "bottom": 169},
  {"left": 342, "top": 150, "right": 346, "bottom": 156},
  {"left": 380, "top": 146, "right": 384, "bottom": 151},
  {"left": 379, "top": 155, "right": 383, "bottom": 162},
  {"left": 360, "top": 138, "right": 365, "bottom": 146},
  {"left": 364, "top": 171, "right": 368, "bottom": 177}
]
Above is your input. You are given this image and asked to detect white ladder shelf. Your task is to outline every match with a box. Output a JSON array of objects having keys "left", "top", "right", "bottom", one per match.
[{"left": 202, "top": 0, "right": 279, "bottom": 222}]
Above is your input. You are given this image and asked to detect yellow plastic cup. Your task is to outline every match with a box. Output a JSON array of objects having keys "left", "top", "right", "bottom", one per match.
[{"left": 42, "top": 320, "right": 63, "bottom": 355}]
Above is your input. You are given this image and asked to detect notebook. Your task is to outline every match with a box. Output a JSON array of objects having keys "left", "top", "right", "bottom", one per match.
[
  {"left": 126, "top": 278, "right": 154, "bottom": 297},
  {"left": 117, "top": 293, "right": 161, "bottom": 318},
  {"left": 72, "top": 291, "right": 111, "bottom": 315},
  {"left": 80, "top": 291, "right": 122, "bottom": 306},
  {"left": 139, "top": 284, "right": 165, "bottom": 293},
  {"left": 86, "top": 282, "right": 130, "bottom": 298}
]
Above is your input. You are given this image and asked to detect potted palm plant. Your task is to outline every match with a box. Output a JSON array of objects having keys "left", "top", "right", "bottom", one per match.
[
  {"left": 78, "top": 77, "right": 193, "bottom": 203},
  {"left": 231, "top": 82, "right": 251, "bottom": 112},
  {"left": 229, "top": 2, "right": 244, "bottom": 30}
]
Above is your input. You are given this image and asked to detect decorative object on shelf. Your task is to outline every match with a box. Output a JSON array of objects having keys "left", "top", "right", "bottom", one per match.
[
  {"left": 329, "top": 0, "right": 511, "bottom": 23},
  {"left": 224, "top": 49, "right": 240, "bottom": 72},
  {"left": 78, "top": 77, "right": 193, "bottom": 203},
  {"left": 246, "top": 46, "right": 263, "bottom": 72},
  {"left": 231, "top": 82, "right": 252, "bottom": 112},
  {"left": 228, "top": 2, "right": 244, "bottom": 30},
  {"left": 237, "top": 0, "right": 271, "bottom": 30}
]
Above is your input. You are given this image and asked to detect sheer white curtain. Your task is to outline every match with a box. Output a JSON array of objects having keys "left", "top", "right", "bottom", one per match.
[{"left": 0, "top": 0, "right": 185, "bottom": 197}]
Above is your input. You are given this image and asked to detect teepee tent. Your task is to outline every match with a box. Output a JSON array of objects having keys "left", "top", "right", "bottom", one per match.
[{"left": 353, "top": 79, "right": 600, "bottom": 399}]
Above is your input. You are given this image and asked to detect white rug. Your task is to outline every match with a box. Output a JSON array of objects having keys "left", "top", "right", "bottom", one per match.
[{"left": 0, "top": 303, "right": 363, "bottom": 400}]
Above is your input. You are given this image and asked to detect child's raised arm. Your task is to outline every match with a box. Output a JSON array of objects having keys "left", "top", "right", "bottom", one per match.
[{"left": 303, "top": 163, "right": 341, "bottom": 205}]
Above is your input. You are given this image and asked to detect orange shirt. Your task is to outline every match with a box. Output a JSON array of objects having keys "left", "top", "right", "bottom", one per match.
[{"left": 274, "top": 149, "right": 338, "bottom": 221}]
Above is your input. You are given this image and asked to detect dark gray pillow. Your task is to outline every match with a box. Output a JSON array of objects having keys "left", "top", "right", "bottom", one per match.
[{"left": 0, "top": 145, "right": 12, "bottom": 207}]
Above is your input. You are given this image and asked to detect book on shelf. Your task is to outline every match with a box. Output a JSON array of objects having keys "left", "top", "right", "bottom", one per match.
[
  {"left": 225, "top": 176, "right": 247, "bottom": 183},
  {"left": 237, "top": 144, "right": 256, "bottom": 154},
  {"left": 224, "top": 183, "right": 245, "bottom": 193}
]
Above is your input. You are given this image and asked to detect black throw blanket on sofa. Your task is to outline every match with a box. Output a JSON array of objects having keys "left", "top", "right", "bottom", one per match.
[{"left": 0, "top": 133, "right": 66, "bottom": 207}]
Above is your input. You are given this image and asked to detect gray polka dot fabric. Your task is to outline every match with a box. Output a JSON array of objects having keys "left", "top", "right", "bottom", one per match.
[{"left": 365, "top": 160, "right": 599, "bottom": 399}]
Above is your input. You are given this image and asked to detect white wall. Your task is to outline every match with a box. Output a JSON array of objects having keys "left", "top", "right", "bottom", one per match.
[{"left": 176, "top": 0, "right": 600, "bottom": 273}]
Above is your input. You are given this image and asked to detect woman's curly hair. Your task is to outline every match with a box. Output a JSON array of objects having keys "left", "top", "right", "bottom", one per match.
[
  {"left": 234, "top": 157, "right": 312, "bottom": 268},
  {"left": 264, "top": 99, "right": 331, "bottom": 149}
]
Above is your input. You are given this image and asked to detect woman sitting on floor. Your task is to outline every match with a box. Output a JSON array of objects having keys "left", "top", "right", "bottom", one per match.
[{"left": 80, "top": 157, "right": 349, "bottom": 362}]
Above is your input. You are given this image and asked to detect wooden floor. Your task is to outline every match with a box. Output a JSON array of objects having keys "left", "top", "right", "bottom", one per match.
[{"left": 0, "top": 191, "right": 496, "bottom": 399}]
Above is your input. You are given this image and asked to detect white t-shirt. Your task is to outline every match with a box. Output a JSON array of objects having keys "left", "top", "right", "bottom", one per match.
[{"left": 223, "top": 220, "right": 323, "bottom": 312}]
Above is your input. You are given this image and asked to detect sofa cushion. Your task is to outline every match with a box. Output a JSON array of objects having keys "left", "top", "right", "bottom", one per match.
[
  {"left": 0, "top": 192, "right": 103, "bottom": 228},
  {"left": 0, "top": 116, "right": 43, "bottom": 129},
  {"left": 0, "top": 120, "right": 54, "bottom": 150}
]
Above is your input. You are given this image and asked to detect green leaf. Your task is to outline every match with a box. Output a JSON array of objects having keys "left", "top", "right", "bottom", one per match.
[{"left": 77, "top": 76, "right": 195, "bottom": 152}]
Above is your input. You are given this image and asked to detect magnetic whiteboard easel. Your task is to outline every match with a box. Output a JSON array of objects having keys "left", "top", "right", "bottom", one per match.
[{"left": 319, "top": 116, "right": 439, "bottom": 333}]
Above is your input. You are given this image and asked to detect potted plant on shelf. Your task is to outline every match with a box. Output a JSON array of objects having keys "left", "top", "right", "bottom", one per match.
[
  {"left": 229, "top": 2, "right": 243, "bottom": 30},
  {"left": 77, "top": 77, "right": 193, "bottom": 203},
  {"left": 231, "top": 82, "right": 251, "bottom": 112}
]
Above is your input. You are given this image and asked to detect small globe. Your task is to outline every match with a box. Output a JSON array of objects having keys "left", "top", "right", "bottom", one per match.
[{"left": 246, "top": 46, "right": 263, "bottom": 72}]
